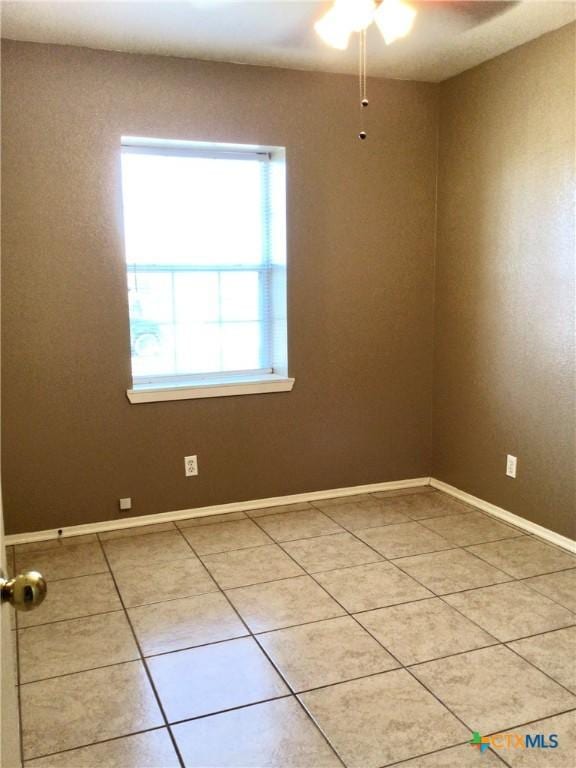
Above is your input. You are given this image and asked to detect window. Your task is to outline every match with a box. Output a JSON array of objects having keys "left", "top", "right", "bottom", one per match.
[{"left": 120, "top": 138, "right": 291, "bottom": 403}]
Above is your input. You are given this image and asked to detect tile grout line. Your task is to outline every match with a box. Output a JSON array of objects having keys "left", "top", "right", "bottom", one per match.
[
  {"left": 16, "top": 607, "right": 128, "bottom": 633},
  {"left": 481, "top": 706, "right": 576, "bottom": 737},
  {"left": 180, "top": 519, "right": 276, "bottom": 555},
  {"left": 442, "top": 589, "right": 576, "bottom": 635},
  {"left": 12, "top": 537, "right": 101, "bottom": 560},
  {"left": 379, "top": 737, "right": 511, "bottom": 768},
  {"left": 504, "top": 624, "right": 576, "bottom": 646},
  {"left": 502, "top": 641, "right": 576, "bottom": 700},
  {"left": 308, "top": 493, "right": 471, "bottom": 519},
  {"left": 165, "top": 694, "right": 294, "bottom": 727},
  {"left": 482, "top": 622, "right": 576, "bottom": 648},
  {"left": 13, "top": 527, "right": 177, "bottom": 558},
  {"left": 403, "top": 505, "right": 526, "bottom": 535},
  {"left": 460, "top": 544, "right": 576, "bottom": 581},
  {"left": 25, "top": 569, "right": 110, "bottom": 585},
  {"left": 389, "top": 532, "right": 526, "bottom": 558},
  {"left": 514, "top": 572, "right": 576, "bottom": 613},
  {"left": 174, "top": 513, "right": 248, "bottom": 530},
  {"left": 18, "top": 657, "right": 147, "bottom": 688},
  {"left": 21, "top": 726, "right": 173, "bottom": 765},
  {"left": 94, "top": 534, "right": 188, "bottom": 768}
]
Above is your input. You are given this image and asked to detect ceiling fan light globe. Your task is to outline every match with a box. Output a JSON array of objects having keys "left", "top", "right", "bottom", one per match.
[
  {"left": 374, "top": 0, "right": 417, "bottom": 45},
  {"left": 314, "top": 9, "right": 351, "bottom": 50},
  {"left": 333, "top": 0, "right": 376, "bottom": 33}
]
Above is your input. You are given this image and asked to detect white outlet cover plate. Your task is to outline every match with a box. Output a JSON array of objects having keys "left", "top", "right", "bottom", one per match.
[{"left": 184, "top": 455, "right": 198, "bottom": 477}]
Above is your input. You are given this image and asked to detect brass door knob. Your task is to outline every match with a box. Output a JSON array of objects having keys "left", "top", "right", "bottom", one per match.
[{"left": 0, "top": 570, "right": 47, "bottom": 611}]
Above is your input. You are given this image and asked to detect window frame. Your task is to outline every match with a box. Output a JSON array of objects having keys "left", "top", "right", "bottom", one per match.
[{"left": 120, "top": 137, "right": 293, "bottom": 404}]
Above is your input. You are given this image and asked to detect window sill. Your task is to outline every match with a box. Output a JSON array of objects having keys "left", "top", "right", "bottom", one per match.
[{"left": 126, "top": 375, "right": 295, "bottom": 404}]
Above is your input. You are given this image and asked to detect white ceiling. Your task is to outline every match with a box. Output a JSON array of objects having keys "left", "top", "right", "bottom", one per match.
[{"left": 1, "top": 1, "right": 574, "bottom": 82}]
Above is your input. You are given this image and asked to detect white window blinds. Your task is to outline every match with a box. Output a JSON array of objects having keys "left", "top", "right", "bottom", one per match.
[{"left": 120, "top": 141, "right": 287, "bottom": 389}]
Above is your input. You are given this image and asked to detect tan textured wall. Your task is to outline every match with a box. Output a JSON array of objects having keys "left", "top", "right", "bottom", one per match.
[
  {"left": 1, "top": 40, "right": 438, "bottom": 534},
  {"left": 433, "top": 24, "right": 576, "bottom": 538}
]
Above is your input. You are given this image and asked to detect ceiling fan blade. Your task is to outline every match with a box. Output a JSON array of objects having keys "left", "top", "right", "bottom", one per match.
[{"left": 415, "top": 1, "right": 519, "bottom": 31}]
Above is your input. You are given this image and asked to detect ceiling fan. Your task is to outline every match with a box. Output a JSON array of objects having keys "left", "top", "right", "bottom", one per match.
[
  {"left": 314, "top": 0, "right": 418, "bottom": 139},
  {"left": 314, "top": 0, "right": 517, "bottom": 140},
  {"left": 313, "top": 0, "right": 518, "bottom": 49}
]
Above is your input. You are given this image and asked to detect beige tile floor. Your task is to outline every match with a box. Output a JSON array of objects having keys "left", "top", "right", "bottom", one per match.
[{"left": 9, "top": 488, "right": 576, "bottom": 767}]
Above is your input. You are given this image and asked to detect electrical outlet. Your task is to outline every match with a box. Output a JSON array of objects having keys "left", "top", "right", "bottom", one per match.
[
  {"left": 506, "top": 455, "right": 517, "bottom": 478},
  {"left": 119, "top": 497, "right": 132, "bottom": 511},
  {"left": 184, "top": 455, "right": 198, "bottom": 477}
]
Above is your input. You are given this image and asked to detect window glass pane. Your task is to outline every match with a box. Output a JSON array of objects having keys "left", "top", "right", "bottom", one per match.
[
  {"left": 221, "top": 322, "right": 261, "bottom": 371},
  {"left": 175, "top": 323, "right": 221, "bottom": 375},
  {"left": 174, "top": 272, "right": 219, "bottom": 325},
  {"left": 128, "top": 272, "right": 175, "bottom": 378},
  {"left": 220, "top": 272, "right": 261, "bottom": 322},
  {"left": 121, "top": 153, "right": 264, "bottom": 267}
]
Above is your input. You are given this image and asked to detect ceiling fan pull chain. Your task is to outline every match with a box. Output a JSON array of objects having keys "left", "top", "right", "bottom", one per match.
[{"left": 359, "top": 29, "right": 368, "bottom": 140}]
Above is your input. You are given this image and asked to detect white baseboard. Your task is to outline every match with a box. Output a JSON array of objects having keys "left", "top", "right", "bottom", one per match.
[
  {"left": 8, "top": 475, "right": 574, "bottom": 556},
  {"left": 430, "top": 478, "right": 576, "bottom": 555},
  {"left": 5, "top": 476, "right": 431, "bottom": 546}
]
